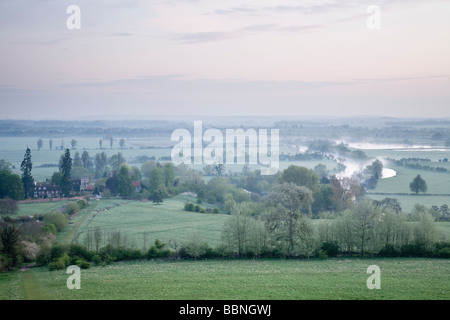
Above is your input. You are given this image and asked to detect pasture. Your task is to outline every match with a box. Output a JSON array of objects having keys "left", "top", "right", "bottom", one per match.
[
  {"left": 1, "top": 258, "right": 449, "bottom": 300},
  {"left": 58, "top": 196, "right": 230, "bottom": 248}
]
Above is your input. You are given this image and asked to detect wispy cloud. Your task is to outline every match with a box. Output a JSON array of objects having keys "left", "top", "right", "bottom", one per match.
[
  {"left": 172, "top": 23, "right": 322, "bottom": 44},
  {"left": 210, "top": 3, "right": 348, "bottom": 16}
]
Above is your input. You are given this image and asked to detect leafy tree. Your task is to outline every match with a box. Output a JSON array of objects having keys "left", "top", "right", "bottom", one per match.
[
  {"left": 311, "top": 185, "right": 333, "bottom": 215},
  {"left": 49, "top": 139, "right": 53, "bottom": 150},
  {"left": 329, "top": 176, "right": 363, "bottom": 211},
  {"left": 148, "top": 167, "right": 165, "bottom": 194},
  {"left": 119, "top": 138, "right": 125, "bottom": 149},
  {"left": 20, "top": 148, "right": 34, "bottom": 199},
  {"left": 222, "top": 202, "right": 256, "bottom": 257},
  {"left": 410, "top": 175, "right": 427, "bottom": 194},
  {"left": 51, "top": 171, "right": 63, "bottom": 186},
  {"left": 105, "top": 173, "right": 118, "bottom": 195},
  {"left": 279, "top": 165, "right": 320, "bottom": 191},
  {"left": 351, "top": 200, "right": 382, "bottom": 255},
  {"left": 151, "top": 184, "right": 168, "bottom": 204},
  {"left": 117, "top": 164, "right": 134, "bottom": 197},
  {"left": 109, "top": 152, "right": 125, "bottom": 172},
  {"left": 264, "top": 183, "right": 313, "bottom": 256},
  {"left": 365, "top": 159, "right": 383, "bottom": 180},
  {"left": 37, "top": 139, "right": 43, "bottom": 151},
  {"left": 373, "top": 198, "right": 402, "bottom": 214},
  {"left": 43, "top": 211, "right": 68, "bottom": 232},
  {"left": 130, "top": 166, "right": 141, "bottom": 182},
  {"left": 0, "top": 170, "right": 25, "bottom": 200},
  {"left": 73, "top": 152, "right": 82, "bottom": 167},
  {"left": 206, "top": 177, "right": 233, "bottom": 203},
  {"left": 65, "top": 202, "right": 79, "bottom": 215},
  {"left": 1, "top": 225, "right": 21, "bottom": 270},
  {"left": 413, "top": 212, "right": 438, "bottom": 250},
  {"left": 110, "top": 137, "right": 114, "bottom": 149},
  {"left": 140, "top": 160, "right": 158, "bottom": 178},
  {"left": 99, "top": 139, "right": 103, "bottom": 149},
  {"left": 71, "top": 139, "right": 77, "bottom": 150},
  {"left": 0, "top": 198, "right": 19, "bottom": 215},
  {"left": 184, "top": 231, "right": 208, "bottom": 260},
  {"left": 60, "top": 149, "right": 72, "bottom": 196},
  {"left": 94, "top": 152, "right": 108, "bottom": 178},
  {"left": 164, "top": 163, "right": 175, "bottom": 190},
  {"left": 81, "top": 151, "right": 93, "bottom": 170},
  {"left": 314, "top": 164, "right": 329, "bottom": 182}
]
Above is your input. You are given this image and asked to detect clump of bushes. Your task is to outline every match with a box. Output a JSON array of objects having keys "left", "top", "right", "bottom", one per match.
[
  {"left": 184, "top": 202, "right": 220, "bottom": 214},
  {"left": 184, "top": 202, "right": 206, "bottom": 213}
]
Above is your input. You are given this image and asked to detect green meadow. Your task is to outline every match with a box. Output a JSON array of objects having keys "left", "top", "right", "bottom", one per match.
[
  {"left": 55, "top": 196, "right": 229, "bottom": 248},
  {"left": 1, "top": 258, "right": 448, "bottom": 300}
]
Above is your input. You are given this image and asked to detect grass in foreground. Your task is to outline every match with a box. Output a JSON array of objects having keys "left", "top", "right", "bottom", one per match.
[{"left": 1, "top": 258, "right": 449, "bottom": 300}]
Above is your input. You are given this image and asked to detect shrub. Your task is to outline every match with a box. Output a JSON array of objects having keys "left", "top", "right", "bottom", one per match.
[
  {"left": 75, "top": 258, "right": 91, "bottom": 269},
  {"left": 320, "top": 241, "right": 339, "bottom": 257},
  {"left": 213, "top": 208, "right": 220, "bottom": 214},
  {"left": 43, "top": 211, "right": 68, "bottom": 232},
  {"left": 378, "top": 244, "right": 399, "bottom": 257},
  {"left": 21, "top": 241, "right": 39, "bottom": 262},
  {"left": 42, "top": 223, "right": 57, "bottom": 235},
  {"left": 146, "top": 239, "right": 171, "bottom": 259},
  {"left": 68, "top": 244, "right": 94, "bottom": 261},
  {"left": 48, "top": 259, "right": 65, "bottom": 271},
  {"left": 36, "top": 246, "right": 52, "bottom": 266},
  {"left": 48, "top": 253, "right": 70, "bottom": 271},
  {"left": 50, "top": 244, "right": 68, "bottom": 260},
  {"left": 65, "top": 202, "right": 80, "bottom": 215},
  {"left": 77, "top": 199, "right": 87, "bottom": 210},
  {"left": 184, "top": 203, "right": 195, "bottom": 212},
  {"left": 92, "top": 254, "right": 102, "bottom": 266},
  {"left": 433, "top": 242, "right": 450, "bottom": 258},
  {"left": 318, "top": 249, "right": 328, "bottom": 260}
]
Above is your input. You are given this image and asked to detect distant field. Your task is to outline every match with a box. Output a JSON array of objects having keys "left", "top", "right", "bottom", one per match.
[
  {"left": 17, "top": 201, "right": 69, "bottom": 216},
  {"left": 366, "top": 193, "right": 450, "bottom": 214},
  {"left": 59, "top": 196, "right": 229, "bottom": 248},
  {"left": 366, "top": 162, "right": 450, "bottom": 213},
  {"left": 373, "top": 165, "right": 450, "bottom": 195},
  {"left": 1, "top": 258, "right": 448, "bottom": 300}
]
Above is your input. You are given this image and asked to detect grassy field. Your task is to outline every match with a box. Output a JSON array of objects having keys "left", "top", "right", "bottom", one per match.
[
  {"left": 0, "top": 258, "right": 448, "bottom": 300},
  {"left": 58, "top": 195, "right": 230, "bottom": 248}
]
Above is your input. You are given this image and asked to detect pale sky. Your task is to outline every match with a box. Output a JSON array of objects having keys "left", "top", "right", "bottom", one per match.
[{"left": 0, "top": 0, "right": 449, "bottom": 120}]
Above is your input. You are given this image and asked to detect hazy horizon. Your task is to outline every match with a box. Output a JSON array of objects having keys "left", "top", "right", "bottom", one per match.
[{"left": 1, "top": 0, "right": 449, "bottom": 120}]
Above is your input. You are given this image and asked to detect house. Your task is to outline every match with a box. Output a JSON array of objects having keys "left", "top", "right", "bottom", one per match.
[
  {"left": 83, "top": 183, "right": 95, "bottom": 194},
  {"left": 72, "top": 179, "right": 81, "bottom": 192},
  {"left": 132, "top": 180, "right": 142, "bottom": 193},
  {"left": 80, "top": 177, "right": 90, "bottom": 191},
  {"left": 34, "top": 182, "right": 61, "bottom": 198}
]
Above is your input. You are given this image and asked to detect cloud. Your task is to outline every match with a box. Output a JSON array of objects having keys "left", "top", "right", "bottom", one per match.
[{"left": 172, "top": 23, "right": 322, "bottom": 44}]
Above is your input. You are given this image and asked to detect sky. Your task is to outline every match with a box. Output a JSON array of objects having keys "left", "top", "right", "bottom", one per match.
[{"left": 0, "top": 0, "right": 449, "bottom": 120}]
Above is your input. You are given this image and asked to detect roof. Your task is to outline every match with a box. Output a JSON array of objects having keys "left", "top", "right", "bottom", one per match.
[{"left": 132, "top": 181, "right": 141, "bottom": 187}]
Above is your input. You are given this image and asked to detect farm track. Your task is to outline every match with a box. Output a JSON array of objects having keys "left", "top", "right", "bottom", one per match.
[
  {"left": 61, "top": 201, "right": 99, "bottom": 244},
  {"left": 21, "top": 269, "right": 48, "bottom": 300}
]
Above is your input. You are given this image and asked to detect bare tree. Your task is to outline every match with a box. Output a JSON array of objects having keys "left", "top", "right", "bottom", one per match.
[{"left": 93, "top": 226, "right": 102, "bottom": 253}]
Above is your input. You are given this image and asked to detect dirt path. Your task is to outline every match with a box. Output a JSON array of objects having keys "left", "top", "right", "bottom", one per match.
[
  {"left": 21, "top": 269, "right": 49, "bottom": 300},
  {"left": 61, "top": 201, "right": 99, "bottom": 244}
]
